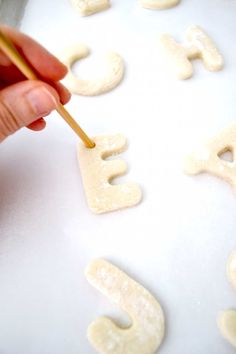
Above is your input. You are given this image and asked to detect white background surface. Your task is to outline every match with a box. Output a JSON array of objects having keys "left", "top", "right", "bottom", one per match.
[{"left": 0, "top": 0, "right": 236, "bottom": 353}]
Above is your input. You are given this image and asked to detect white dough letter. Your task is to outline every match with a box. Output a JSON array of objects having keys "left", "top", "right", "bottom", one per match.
[
  {"left": 184, "top": 122, "right": 236, "bottom": 193},
  {"left": 70, "top": 0, "right": 110, "bottom": 16},
  {"left": 160, "top": 25, "right": 223, "bottom": 79},
  {"left": 86, "top": 259, "right": 165, "bottom": 354},
  {"left": 218, "top": 252, "right": 236, "bottom": 347},
  {"left": 61, "top": 44, "right": 124, "bottom": 96},
  {"left": 77, "top": 134, "right": 142, "bottom": 214},
  {"left": 141, "top": 0, "right": 180, "bottom": 10}
]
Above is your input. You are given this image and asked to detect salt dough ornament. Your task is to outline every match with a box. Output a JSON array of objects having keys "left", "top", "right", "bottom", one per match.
[
  {"left": 69, "top": 0, "right": 110, "bottom": 16},
  {"left": 86, "top": 259, "right": 165, "bottom": 354},
  {"left": 218, "top": 311, "right": 236, "bottom": 348},
  {"left": 159, "top": 25, "right": 224, "bottom": 79},
  {"left": 140, "top": 0, "right": 180, "bottom": 10},
  {"left": 184, "top": 122, "right": 236, "bottom": 193},
  {"left": 227, "top": 251, "right": 236, "bottom": 289},
  {"left": 218, "top": 252, "right": 236, "bottom": 347},
  {"left": 77, "top": 134, "right": 142, "bottom": 214},
  {"left": 61, "top": 44, "right": 124, "bottom": 96}
]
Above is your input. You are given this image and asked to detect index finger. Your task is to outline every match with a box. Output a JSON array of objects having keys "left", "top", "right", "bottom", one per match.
[{"left": 0, "top": 25, "right": 68, "bottom": 81}]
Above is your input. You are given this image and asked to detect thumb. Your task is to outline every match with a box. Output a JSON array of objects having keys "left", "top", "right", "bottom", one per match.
[{"left": 0, "top": 80, "right": 60, "bottom": 141}]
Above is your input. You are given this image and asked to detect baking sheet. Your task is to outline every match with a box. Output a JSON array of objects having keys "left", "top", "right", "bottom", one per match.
[{"left": 0, "top": 0, "right": 236, "bottom": 353}]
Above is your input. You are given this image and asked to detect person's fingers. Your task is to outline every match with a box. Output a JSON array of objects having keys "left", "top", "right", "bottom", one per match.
[
  {"left": 0, "top": 51, "right": 11, "bottom": 66},
  {"left": 0, "top": 80, "right": 59, "bottom": 141},
  {"left": 0, "top": 63, "right": 25, "bottom": 85},
  {"left": 0, "top": 25, "right": 68, "bottom": 81},
  {"left": 27, "top": 118, "right": 46, "bottom": 131},
  {"left": 0, "top": 63, "right": 71, "bottom": 104},
  {"left": 50, "top": 81, "right": 71, "bottom": 105},
  {"left": 25, "top": 81, "right": 71, "bottom": 130},
  {"left": 25, "top": 81, "right": 72, "bottom": 129}
]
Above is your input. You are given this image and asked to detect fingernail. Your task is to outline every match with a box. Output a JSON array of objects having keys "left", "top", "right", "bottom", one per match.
[{"left": 26, "top": 87, "right": 58, "bottom": 117}]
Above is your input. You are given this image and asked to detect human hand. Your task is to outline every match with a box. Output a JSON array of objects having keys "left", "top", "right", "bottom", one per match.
[{"left": 0, "top": 26, "right": 71, "bottom": 142}]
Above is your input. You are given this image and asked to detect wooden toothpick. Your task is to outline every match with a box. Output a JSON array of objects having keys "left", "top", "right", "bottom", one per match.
[{"left": 0, "top": 30, "right": 95, "bottom": 148}]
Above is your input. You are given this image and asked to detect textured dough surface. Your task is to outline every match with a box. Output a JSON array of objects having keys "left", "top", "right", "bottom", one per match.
[
  {"left": 86, "top": 259, "right": 165, "bottom": 354},
  {"left": 184, "top": 122, "right": 236, "bottom": 192},
  {"left": 227, "top": 252, "right": 236, "bottom": 289},
  {"left": 218, "top": 310, "right": 236, "bottom": 348},
  {"left": 140, "top": 0, "right": 180, "bottom": 10},
  {"left": 61, "top": 44, "right": 124, "bottom": 96},
  {"left": 70, "top": 0, "right": 110, "bottom": 16},
  {"left": 77, "top": 134, "right": 142, "bottom": 214},
  {"left": 160, "top": 25, "right": 223, "bottom": 79},
  {"left": 218, "top": 253, "right": 236, "bottom": 347}
]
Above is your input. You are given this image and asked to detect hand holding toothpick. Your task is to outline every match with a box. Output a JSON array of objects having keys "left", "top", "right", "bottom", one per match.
[{"left": 0, "top": 26, "right": 95, "bottom": 148}]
